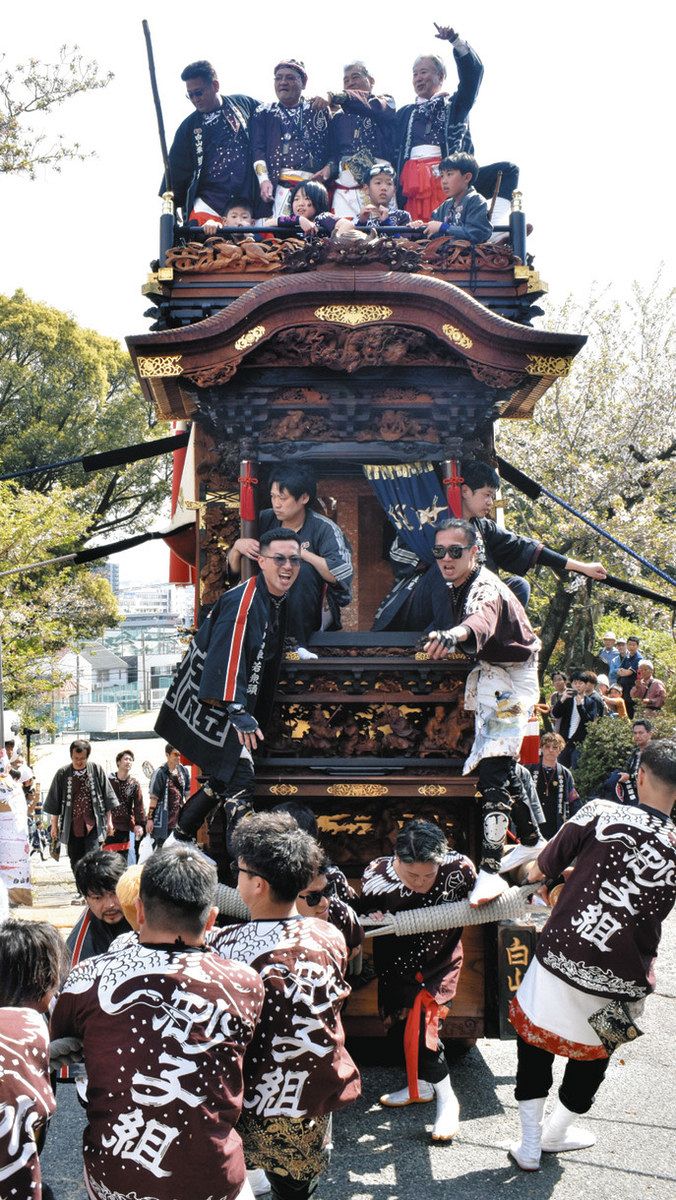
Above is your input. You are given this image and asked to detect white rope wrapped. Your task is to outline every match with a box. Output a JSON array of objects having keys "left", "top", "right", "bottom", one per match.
[
  {"left": 215, "top": 883, "right": 250, "bottom": 921},
  {"left": 363, "top": 884, "right": 537, "bottom": 938}
]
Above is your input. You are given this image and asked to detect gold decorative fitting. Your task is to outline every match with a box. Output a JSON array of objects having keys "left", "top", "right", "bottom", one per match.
[
  {"left": 525, "top": 354, "right": 573, "bottom": 378},
  {"left": 326, "top": 783, "right": 389, "bottom": 797},
  {"left": 415, "top": 651, "right": 430, "bottom": 661},
  {"left": 285, "top": 651, "right": 301, "bottom": 661},
  {"left": 137, "top": 354, "right": 183, "bottom": 378},
  {"left": 511, "top": 190, "right": 523, "bottom": 212},
  {"left": 315, "top": 304, "right": 393, "bottom": 326},
  {"left": 442, "top": 324, "right": 473, "bottom": 350},
  {"left": 418, "top": 784, "right": 448, "bottom": 797},
  {"left": 234, "top": 325, "right": 266, "bottom": 351},
  {"left": 269, "top": 783, "right": 299, "bottom": 796}
]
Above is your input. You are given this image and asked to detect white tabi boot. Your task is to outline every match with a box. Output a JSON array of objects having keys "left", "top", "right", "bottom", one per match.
[
  {"left": 509, "top": 1098, "right": 546, "bottom": 1170},
  {"left": 469, "top": 868, "right": 509, "bottom": 907},
  {"left": 430, "top": 1075, "right": 460, "bottom": 1142},
  {"left": 246, "top": 1169, "right": 271, "bottom": 1196},
  {"left": 499, "top": 837, "right": 548, "bottom": 875},
  {"left": 541, "top": 1098, "right": 596, "bottom": 1152},
  {"left": 380, "top": 1080, "right": 434, "bottom": 1106}
]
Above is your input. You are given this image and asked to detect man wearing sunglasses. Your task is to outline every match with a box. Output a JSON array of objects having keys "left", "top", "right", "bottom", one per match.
[
  {"left": 155, "top": 530, "right": 301, "bottom": 870},
  {"left": 163, "top": 60, "right": 260, "bottom": 225},
  {"left": 424, "top": 519, "right": 546, "bottom": 906}
]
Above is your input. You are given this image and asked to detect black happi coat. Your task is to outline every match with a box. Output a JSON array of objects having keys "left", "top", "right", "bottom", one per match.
[
  {"left": 162, "top": 94, "right": 260, "bottom": 217},
  {"left": 155, "top": 577, "right": 286, "bottom": 782},
  {"left": 251, "top": 100, "right": 331, "bottom": 188},
  {"left": 395, "top": 41, "right": 483, "bottom": 174}
]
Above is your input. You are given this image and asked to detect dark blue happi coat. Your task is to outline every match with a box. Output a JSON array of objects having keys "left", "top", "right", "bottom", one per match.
[
  {"left": 155, "top": 577, "right": 286, "bottom": 782},
  {"left": 251, "top": 101, "right": 331, "bottom": 186}
]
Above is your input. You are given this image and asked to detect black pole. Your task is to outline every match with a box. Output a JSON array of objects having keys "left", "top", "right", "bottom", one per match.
[
  {"left": 509, "top": 190, "right": 527, "bottom": 264},
  {"left": 142, "top": 19, "right": 175, "bottom": 264}
]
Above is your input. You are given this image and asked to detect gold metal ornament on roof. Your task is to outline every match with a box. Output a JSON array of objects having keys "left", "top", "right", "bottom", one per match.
[
  {"left": 137, "top": 354, "right": 183, "bottom": 377},
  {"left": 326, "top": 783, "right": 389, "bottom": 797},
  {"left": 315, "top": 304, "right": 393, "bottom": 326},
  {"left": 234, "top": 324, "right": 266, "bottom": 351},
  {"left": 269, "top": 783, "right": 299, "bottom": 795},
  {"left": 525, "top": 354, "right": 573, "bottom": 377},
  {"left": 442, "top": 324, "right": 473, "bottom": 349}
]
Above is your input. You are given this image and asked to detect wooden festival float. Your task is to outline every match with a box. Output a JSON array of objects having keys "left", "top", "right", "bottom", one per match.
[{"left": 126, "top": 206, "right": 586, "bottom": 1038}]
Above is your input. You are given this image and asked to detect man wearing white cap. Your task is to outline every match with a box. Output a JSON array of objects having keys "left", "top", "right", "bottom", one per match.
[{"left": 598, "top": 631, "right": 621, "bottom": 685}]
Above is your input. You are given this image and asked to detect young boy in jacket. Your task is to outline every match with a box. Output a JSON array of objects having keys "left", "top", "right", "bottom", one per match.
[{"left": 425, "top": 151, "right": 492, "bottom": 243}]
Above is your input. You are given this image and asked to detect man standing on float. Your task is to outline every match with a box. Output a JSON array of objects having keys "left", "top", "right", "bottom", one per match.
[{"left": 424, "top": 519, "right": 546, "bottom": 905}]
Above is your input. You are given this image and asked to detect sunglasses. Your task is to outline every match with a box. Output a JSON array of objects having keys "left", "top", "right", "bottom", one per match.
[
  {"left": 230, "top": 861, "right": 270, "bottom": 884},
  {"left": 431, "top": 544, "right": 471, "bottom": 560},
  {"left": 299, "top": 880, "right": 336, "bottom": 906},
  {"left": 261, "top": 553, "right": 302, "bottom": 568},
  {"left": 186, "top": 88, "right": 206, "bottom": 100}
]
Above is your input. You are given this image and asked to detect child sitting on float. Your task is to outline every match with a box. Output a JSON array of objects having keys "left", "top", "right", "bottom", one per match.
[
  {"left": 424, "top": 152, "right": 492, "bottom": 243},
  {"left": 354, "top": 164, "right": 414, "bottom": 230},
  {"left": 199, "top": 197, "right": 256, "bottom": 238},
  {"left": 261, "top": 180, "right": 337, "bottom": 236}
]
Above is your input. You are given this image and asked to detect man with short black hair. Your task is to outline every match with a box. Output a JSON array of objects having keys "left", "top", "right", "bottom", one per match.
[
  {"left": 146, "top": 745, "right": 190, "bottom": 848},
  {"left": 164, "top": 59, "right": 259, "bottom": 224},
  {"left": 228, "top": 462, "right": 353, "bottom": 645},
  {"left": 212, "top": 813, "right": 360, "bottom": 1200},
  {"left": 617, "top": 635, "right": 643, "bottom": 718},
  {"left": 424, "top": 519, "right": 545, "bottom": 905},
  {"left": 551, "top": 671, "right": 597, "bottom": 768},
  {"left": 68, "top": 849, "right": 131, "bottom": 963},
  {"left": 613, "top": 719, "right": 655, "bottom": 805},
  {"left": 157, "top": 530, "right": 301, "bottom": 866},
  {"left": 52, "top": 848, "right": 265, "bottom": 1200},
  {"left": 44, "top": 740, "right": 118, "bottom": 874},
  {"left": 108, "top": 749, "right": 145, "bottom": 861}
]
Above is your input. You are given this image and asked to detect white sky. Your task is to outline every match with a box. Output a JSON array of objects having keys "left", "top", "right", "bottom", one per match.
[{"left": 4, "top": 1, "right": 675, "bottom": 583}]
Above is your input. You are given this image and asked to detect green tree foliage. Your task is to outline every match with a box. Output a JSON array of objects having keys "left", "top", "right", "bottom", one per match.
[
  {"left": 497, "top": 279, "right": 675, "bottom": 677},
  {"left": 574, "top": 718, "right": 633, "bottom": 801},
  {"left": 0, "top": 483, "right": 120, "bottom": 725},
  {"left": 0, "top": 46, "right": 112, "bottom": 176},
  {"left": 0, "top": 290, "right": 170, "bottom": 536}
]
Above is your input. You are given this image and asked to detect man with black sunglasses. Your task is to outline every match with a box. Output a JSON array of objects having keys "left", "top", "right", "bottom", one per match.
[
  {"left": 163, "top": 60, "right": 260, "bottom": 224},
  {"left": 424, "top": 519, "right": 546, "bottom": 906},
  {"left": 155, "top": 530, "right": 301, "bottom": 870}
]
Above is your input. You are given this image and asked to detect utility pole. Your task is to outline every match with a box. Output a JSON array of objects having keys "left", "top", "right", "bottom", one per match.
[{"left": 141, "top": 629, "right": 148, "bottom": 712}]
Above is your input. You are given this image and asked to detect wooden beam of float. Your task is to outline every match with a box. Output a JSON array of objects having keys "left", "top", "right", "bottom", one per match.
[{"left": 126, "top": 271, "right": 585, "bottom": 422}]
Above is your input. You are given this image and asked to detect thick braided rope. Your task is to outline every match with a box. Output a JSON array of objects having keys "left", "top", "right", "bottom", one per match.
[
  {"left": 363, "top": 884, "right": 536, "bottom": 938},
  {"left": 215, "top": 883, "right": 250, "bottom": 921}
]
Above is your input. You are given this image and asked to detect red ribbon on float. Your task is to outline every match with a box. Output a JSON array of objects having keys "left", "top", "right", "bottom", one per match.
[
  {"left": 238, "top": 462, "right": 259, "bottom": 521},
  {"left": 443, "top": 459, "right": 464, "bottom": 518}
]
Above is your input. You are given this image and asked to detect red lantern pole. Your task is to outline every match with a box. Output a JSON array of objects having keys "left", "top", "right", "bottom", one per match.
[
  {"left": 238, "top": 457, "right": 259, "bottom": 581},
  {"left": 442, "top": 458, "right": 464, "bottom": 518}
]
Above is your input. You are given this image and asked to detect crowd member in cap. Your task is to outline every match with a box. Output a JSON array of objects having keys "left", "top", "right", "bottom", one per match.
[
  {"left": 360, "top": 819, "right": 474, "bottom": 1141},
  {"left": 423, "top": 519, "right": 547, "bottom": 905},
  {"left": 631, "top": 659, "right": 666, "bottom": 713},
  {"left": 354, "top": 163, "right": 413, "bottom": 229},
  {"left": 211, "top": 812, "right": 360, "bottom": 1200},
  {"left": 328, "top": 60, "right": 397, "bottom": 218},
  {"left": 529, "top": 733, "right": 579, "bottom": 840},
  {"left": 0, "top": 920, "right": 67, "bottom": 1200},
  {"left": 107, "top": 749, "right": 145, "bottom": 861},
  {"left": 598, "top": 630, "right": 621, "bottom": 686},
  {"left": 156, "top": 530, "right": 301, "bottom": 871},
  {"left": 374, "top": 459, "right": 606, "bottom": 628},
  {"left": 605, "top": 682, "right": 628, "bottom": 719},
  {"left": 227, "top": 463, "right": 353, "bottom": 648},
  {"left": 51, "top": 848, "right": 265, "bottom": 1200},
  {"left": 164, "top": 60, "right": 259, "bottom": 224},
  {"left": 507, "top": 739, "right": 676, "bottom": 1171},
  {"left": 146, "top": 745, "right": 191, "bottom": 848},
  {"left": 252, "top": 60, "right": 333, "bottom": 219},
  {"left": 44, "top": 740, "right": 118, "bottom": 876},
  {"left": 617, "top": 635, "right": 643, "bottom": 718},
  {"left": 425, "top": 152, "right": 492, "bottom": 242}
]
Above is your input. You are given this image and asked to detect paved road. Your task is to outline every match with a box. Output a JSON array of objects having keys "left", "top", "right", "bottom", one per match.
[{"left": 41, "top": 913, "right": 676, "bottom": 1200}]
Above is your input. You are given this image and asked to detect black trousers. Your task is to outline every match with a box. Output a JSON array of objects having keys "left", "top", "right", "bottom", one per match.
[
  {"left": 268, "top": 1175, "right": 320, "bottom": 1200},
  {"left": 478, "top": 756, "right": 540, "bottom": 872},
  {"left": 68, "top": 828, "right": 99, "bottom": 877},
  {"left": 476, "top": 161, "right": 520, "bottom": 203},
  {"left": 515, "top": 1035, "right": 609, "bottom": 1114},
  {"left": 177, "top": 756, "right": 255, "bottom": 839}
]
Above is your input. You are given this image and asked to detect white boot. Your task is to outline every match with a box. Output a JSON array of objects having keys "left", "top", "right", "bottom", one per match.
[
  {"left": 246, "top": 1169, "right": 271, "bottom": 1195},
  {"left": 499, "top": 837, "right": 548, "bottom": 875},
  {"left": 541, "top": 1098, "right": 596, "bottom": 1152},
  {"left": 380, "top": 1079, "right": 434, "bottom": 1107},
  {"left": 509, "top": 1098, "right": 546, "bottom": 1170},
  {"left": 469, "top": 868, "right": 509, "bottom": 907},
  {"left": 431, "top": 1075, "right": 460, "bottom": 1141}
]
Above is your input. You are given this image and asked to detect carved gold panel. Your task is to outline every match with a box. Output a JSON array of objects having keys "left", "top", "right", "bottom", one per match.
[
  {"left": 326, "top": 783, "right": 389, "bottom": 797},
  {"left": 442, "top": 324, "right": 473, "bottom": 350},
  {"left": 525, "top": 354, "right": 573, "bottom": 377},
  {"left": 137, "top": 354, "right": 183, "bottom": 378},
  {"left": 234, "top": 324, "right": 266, "bottom": 351},
  {"left": 269, "top": 783, "right": 299, "bottom": 796},
  {"left": 314, "top": 305, "right": 393, "bottom": 327},
  {"left": 418, "top": 785, "right": 448, "bottom": 796}
]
